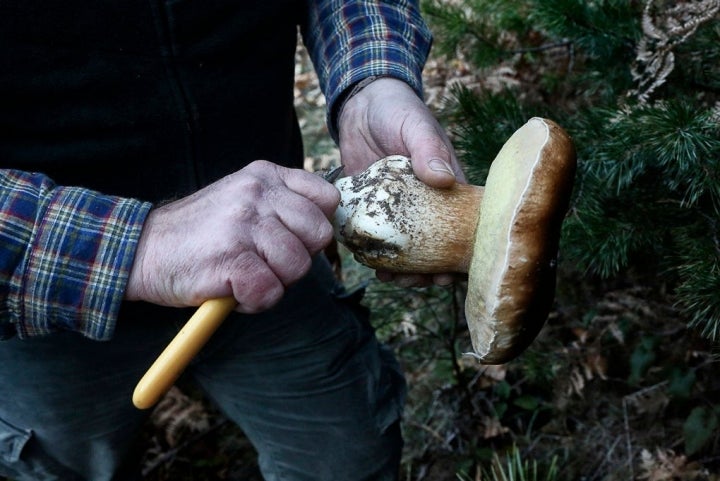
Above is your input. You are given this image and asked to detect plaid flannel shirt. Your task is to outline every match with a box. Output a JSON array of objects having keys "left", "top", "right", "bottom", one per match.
[{"left": 0, "top": 0, "right": 432, "bottom": 340}]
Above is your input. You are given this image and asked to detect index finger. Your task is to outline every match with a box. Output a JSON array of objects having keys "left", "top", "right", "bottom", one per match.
[{"left": 277, "top": 167, "right": 341, "bottom": 219}]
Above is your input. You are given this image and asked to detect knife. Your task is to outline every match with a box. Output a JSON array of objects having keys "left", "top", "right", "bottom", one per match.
[{"left": 132, "top": 166, "right": 343, "bottom": 409}]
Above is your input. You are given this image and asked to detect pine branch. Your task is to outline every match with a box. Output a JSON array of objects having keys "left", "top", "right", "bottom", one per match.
[{"left": 674, "top": 221, "right": 720, "bottom": 341}]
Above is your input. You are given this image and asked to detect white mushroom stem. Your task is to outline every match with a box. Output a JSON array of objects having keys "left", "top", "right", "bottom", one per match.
[
  {"left": 334, "top": 157, "right": 483, "bottom": 273},
  {"left": 333, "top": 118, "right": 576, "bottom": 364}
]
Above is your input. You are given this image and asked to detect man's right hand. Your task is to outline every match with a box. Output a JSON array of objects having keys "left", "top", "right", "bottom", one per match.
[{"left": 124, "top": 160, "right": 340, "bottom": 313}]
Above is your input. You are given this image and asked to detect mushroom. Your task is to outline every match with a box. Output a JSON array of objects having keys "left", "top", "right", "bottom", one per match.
[
  {"left": 333, "top": 117, "right": 576, "bottom": 362},
  {"left": 132, "top": 117, "right": 576, "bottom": 409}
]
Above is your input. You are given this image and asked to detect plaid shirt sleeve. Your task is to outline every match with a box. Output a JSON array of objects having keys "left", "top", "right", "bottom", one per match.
[
  {"left": 302, "top": 0, "right": 433, "bottom": 141},
  {"left": 0, "top": 169, "right": 152, "bottom": 340}
]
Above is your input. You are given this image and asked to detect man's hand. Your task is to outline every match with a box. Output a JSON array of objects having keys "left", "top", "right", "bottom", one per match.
[
  {"left": 125, "top": 161, "right": 340, "bottom": 312},
  {"left": 338, "top": 77, "right": 465, "bottom": 286}
]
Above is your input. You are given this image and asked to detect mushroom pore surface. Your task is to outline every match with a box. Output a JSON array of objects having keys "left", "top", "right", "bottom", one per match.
[{"left": 465, "top": 118, "right": 576, "bottom": 363}]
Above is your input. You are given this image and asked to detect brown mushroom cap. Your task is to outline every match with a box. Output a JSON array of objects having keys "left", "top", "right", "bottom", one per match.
[
  {"left": 465, "top": 117, "right": 576, "bottom": 363},
  {"left": 332, "top": 117, "right": 576, "bottom": 364}
]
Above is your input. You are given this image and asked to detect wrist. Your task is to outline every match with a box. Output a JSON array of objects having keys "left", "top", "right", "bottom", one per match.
[
  {"left": 336, "top": 77, "right": 420, "bottom": 142},
  {"left": 125, "top": 208, "right": 159, "bottom": 302},
  {"left": 332, "top": 75, "right": 381, "bottom": 134}
]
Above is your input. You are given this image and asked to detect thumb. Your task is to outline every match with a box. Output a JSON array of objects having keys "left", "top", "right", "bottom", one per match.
[{"left": 405, "top": 120, "right": 462, "bottom": 189}]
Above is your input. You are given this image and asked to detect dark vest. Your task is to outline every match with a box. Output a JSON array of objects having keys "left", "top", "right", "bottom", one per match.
[{"left": 0, "top": 0, "right": 304, "bottom": 201}]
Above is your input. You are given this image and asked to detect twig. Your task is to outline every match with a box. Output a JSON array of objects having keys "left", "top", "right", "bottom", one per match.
[
  {"left": 510, "top": 39, "right": 576, "bottom": 74},
  {"left": 621, "top": 381, "right": 670, "bottom": 479},
  {"left": 622, "top": 397, "right": 635, "bottom": 481},
  {"left": 589, "top": 436, "right": 623, "bottom": 481},
  {"left": 404, "top": 419, "right": 451, "bottom": 447},
  {"left": 509, "top": 39, "right": 573, "bottom": 55}
]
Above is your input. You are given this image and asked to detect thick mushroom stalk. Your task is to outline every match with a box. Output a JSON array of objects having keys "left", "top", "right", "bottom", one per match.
[
  {"left": 333, "top": 117, "right": 576, "bottom": 363},
  {"left": 334, "top": 158, "right": 483, "bottom": 273}
]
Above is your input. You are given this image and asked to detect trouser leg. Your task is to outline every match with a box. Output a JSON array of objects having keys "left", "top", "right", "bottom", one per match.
[
  {"left": 189, "top": 257, "right": 406, "bottom": 481},
  {"left": 0, "top": 304, "right": 181, "bottom": 481}
]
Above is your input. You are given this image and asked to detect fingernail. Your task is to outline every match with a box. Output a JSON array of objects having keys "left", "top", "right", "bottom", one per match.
[{"left": 428, "top": 158, "right": 455, "bottom": 178}]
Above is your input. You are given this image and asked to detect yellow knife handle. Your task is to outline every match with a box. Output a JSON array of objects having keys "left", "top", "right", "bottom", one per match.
[{"left": 132, "top": 296, "right": 237, "bottom": 409}]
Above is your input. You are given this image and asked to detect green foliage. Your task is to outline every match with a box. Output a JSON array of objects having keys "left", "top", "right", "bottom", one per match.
[
  {"left": 421, "top": 0, "right": 533, "bottom": 68},
  {"left": 531, "top": 0, "right": 640, "bottom": 61},
  {"left": 674, "top": 228, "right": 720, "bottom": 340},
  {"left": 563, "top": 99, "right": 720, "bottom": 294},
  {"left": 667, "top": 366, "right": 696, "bottom": 400},
  {"left": 578, "top": 101, "right": 720, "bottom": 203},
  {"left": 479, "top": 446, "right": 559, "bottom": 481},
  {"left": 683, "top": 405, "right": 720, "bottom": 456},
  {"left": 585, "top": 106, "right": 718, "bottom": 333},
  {"left": 628, "top": 335, "right": 658, "bottom": 384}
]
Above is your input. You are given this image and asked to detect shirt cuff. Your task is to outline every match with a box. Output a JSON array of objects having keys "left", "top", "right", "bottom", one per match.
[{"left": 10, "top": 186, "right": 151, "bottom": 341}]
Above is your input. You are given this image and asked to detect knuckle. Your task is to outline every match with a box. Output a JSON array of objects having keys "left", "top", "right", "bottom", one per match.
[
  {"left": 246, "top": 286, "right": 284, "bottom": 313},
  {"left": 246, "top": 159, "right": 273, "bottom": 172},
  {"left": 252, "top": 223, "right": 312, "bottom": 285},
  {"left": 269, "top": 240, "right": 313, "bottom": 285},
  {"left": 233, "top": 264, "right": 285, "bottom": 313},
  {"left": 238, "top": 176, "right": 265, "bottom": 200}
]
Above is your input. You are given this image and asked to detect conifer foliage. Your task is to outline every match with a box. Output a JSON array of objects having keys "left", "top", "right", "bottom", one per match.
[{"left": 424, "top": 0, "right": 720, "bottom": 340}]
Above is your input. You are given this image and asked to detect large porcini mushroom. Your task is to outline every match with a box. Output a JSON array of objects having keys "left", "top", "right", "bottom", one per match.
[
  {"left": 333, "top": 117, "right": 576, "bottom": 363},
  {"left": 132, "top": 117, "right": 575, "bottom": 410}
]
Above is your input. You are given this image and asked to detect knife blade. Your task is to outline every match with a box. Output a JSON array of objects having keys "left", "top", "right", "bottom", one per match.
[{"left": 322, "top": 164, "right": 344, "bottom": 184}]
